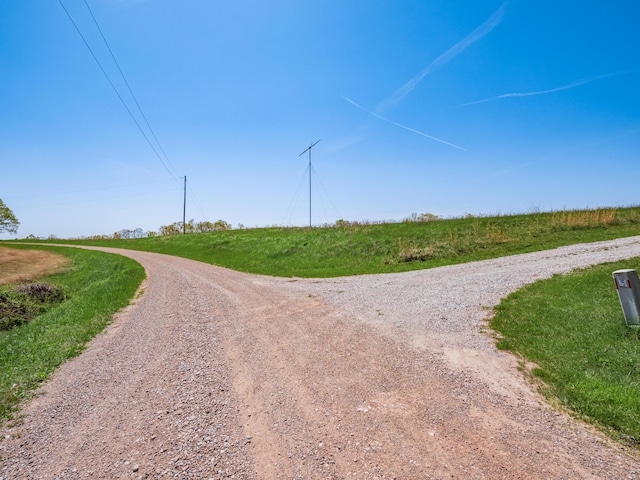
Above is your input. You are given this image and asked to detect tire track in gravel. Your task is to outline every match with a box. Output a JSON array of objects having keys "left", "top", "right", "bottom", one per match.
[{"left": 2, "top": 240, "right": 640, "bottom": 479}]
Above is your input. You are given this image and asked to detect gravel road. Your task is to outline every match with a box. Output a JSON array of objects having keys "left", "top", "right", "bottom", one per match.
[{"left": 2, "top": 237, "right": 640, "bottom": 479}]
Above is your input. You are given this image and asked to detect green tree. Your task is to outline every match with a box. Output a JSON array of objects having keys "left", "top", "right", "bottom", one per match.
[
  {"left": 193, "top": 220, "right": 231, "bottom": 233},
  {"left": 195, "top": 221, "right": 216, "bottom": 233},
  {"left": 213, "top": 219, "right": 231, "bottom": 231},
  {"left": 0, "top": 198, "right": 19, "bottom": 235},
  {"left": 158, "top": 222, "right": 181, "bottom": 236}
]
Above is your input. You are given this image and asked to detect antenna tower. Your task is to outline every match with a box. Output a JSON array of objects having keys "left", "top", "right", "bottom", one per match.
[
  {"left": 183, "top": 176, "right": 187, "bottom": 234},
  {"left": 298, "top": 139, "right": 321, "bottom": 228}
]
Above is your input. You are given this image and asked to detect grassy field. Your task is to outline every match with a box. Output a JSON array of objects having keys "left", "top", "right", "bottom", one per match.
[
  {"left": 0, "top": 245, "right": 145, "bottom": 423},
  {"left": 14, "top": 206, "right": 640, "bottom": 277},
  {"left": 491, "top": 258, "right": 640, "bottom": 446}
]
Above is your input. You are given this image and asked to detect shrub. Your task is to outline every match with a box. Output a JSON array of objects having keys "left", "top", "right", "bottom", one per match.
[{"left": 0, "top": 283, "right": 67, "bottom": 331}]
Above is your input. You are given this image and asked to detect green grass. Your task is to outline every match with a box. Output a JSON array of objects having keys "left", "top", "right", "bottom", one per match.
[
  {"left": 491, "top": 259, "right": 640, "bottom": 446},
  {"left": 14, "top": 206, "right": 640, "bottom": 277},
  {"left": 0, "top": 245, "right": 145, "bottom": 423}
]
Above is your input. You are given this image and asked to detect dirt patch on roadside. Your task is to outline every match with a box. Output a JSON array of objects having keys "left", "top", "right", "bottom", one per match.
[{"left": 0, "top": 246, "right": 69, "bottom": 285}]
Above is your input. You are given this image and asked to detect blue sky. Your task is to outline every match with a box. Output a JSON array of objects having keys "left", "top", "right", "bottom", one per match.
[{"left": 2, "top": 0, "right": 639, "bottom": 239}]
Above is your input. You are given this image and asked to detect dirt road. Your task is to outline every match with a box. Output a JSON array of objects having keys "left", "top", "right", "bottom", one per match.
[{"left": 2, "top": 239, "right": 640, "bottom": 479}]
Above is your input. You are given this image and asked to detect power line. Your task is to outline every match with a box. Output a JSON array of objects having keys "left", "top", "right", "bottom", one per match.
[
  {"left": 81, "top": 0, "right": 180, "bottom": 179},
  {"left": 57, "top": 0, "right": 178, "bottom": 181},
  {"left": 58, "top": 1, "right": 216, "bottom": 227}
]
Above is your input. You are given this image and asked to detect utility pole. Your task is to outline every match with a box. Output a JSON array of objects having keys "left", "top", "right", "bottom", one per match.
[
  {"left": 183, "top": 176, "right": 187, "bottom": 234},
  {"left": 298, "top": 139, "right": 321, "bottom": 228}
]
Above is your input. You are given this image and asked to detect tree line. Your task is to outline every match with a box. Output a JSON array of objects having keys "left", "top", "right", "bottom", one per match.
[
  {"left": 98, "top": 219, "right": 233, "bottom": 240},
  {"left": 2, "top": 196, "right": 444, "bottom": 240},
  {"left": 0, "top": 197, "right": 234, "bottom": 239}
]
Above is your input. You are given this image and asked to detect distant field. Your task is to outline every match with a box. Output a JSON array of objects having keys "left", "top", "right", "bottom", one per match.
[
  {"left": 0, "top": 247, "right": 69, "bottom": 285},
  {"left": 11, "top": 206, "right": 640, "bottom": 278}
]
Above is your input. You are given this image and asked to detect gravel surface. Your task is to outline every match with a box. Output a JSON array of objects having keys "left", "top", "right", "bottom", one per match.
[{"left": 2, "top": 237, "right": 640, "bottom": 479}]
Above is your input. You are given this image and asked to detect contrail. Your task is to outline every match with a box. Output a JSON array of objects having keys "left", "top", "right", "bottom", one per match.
[
  {"left": 343, "top": 96, "right": 466, "bottom": 151},
  {"left": 457, "top": 69, "right": 640, "bottom": 107},
  {"left": 376, "top": 1, "right": 509, "bottom": 114}
]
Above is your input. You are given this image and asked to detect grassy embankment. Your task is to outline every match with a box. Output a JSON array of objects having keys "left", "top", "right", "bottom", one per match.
[
  {"left": 21, "top": 206, "right": 640, "bottom": 278},
  {"left": 0, "top": 245, "right": 145, "bottom": 423},
  {"left": 492, "top": 259, "right": 640, "bottom": 448}
]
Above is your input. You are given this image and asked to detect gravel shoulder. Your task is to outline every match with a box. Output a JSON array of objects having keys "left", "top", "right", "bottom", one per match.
[{"left": 2, "top": 237, "right": 640, "bottom": 479}]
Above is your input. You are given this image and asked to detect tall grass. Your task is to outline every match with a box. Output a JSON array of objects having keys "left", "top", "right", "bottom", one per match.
[
  {"left": 0, "top": 246, "right": 145, "bottom": 423},
  {"left": 551, "top": 208, "right": 619, "bottom": 228}
]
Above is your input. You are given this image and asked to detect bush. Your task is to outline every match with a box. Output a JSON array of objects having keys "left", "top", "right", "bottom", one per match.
[{"left": 0, "top": 283, "right": 67, "bottom": 331}]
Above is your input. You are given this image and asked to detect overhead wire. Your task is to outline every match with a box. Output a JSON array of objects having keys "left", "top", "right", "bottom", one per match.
[
  {"left": 57, "top": 0, "right": 178, "bottom": 181},
  {"left": 185, "top": 179, "right": 208, "bottom": 220},
  {"left": 310, "top": 163, "right": 342, "bottom": 224},
  {"left": 311, "top": 168, "right": 329, "bottom": 226},
  {"left": 58, "top": 0, "right": 214, "bottom": 226},
  {"left": 81, "top": 0, "right": 180, "bottom": 179},
  {"left": 282, "top": 164, "right": 310, "bottom": 226}
]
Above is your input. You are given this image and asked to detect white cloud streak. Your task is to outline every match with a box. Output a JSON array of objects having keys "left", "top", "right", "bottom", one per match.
[
  {"left": 376, "top": 1, "right": 509, "bottom": 115},
  {"left": 457, "top": 70, "right": 640, "bottom": 107},
  {"left": 343, "top": 96, "right": 465, "bottom": 151}
]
